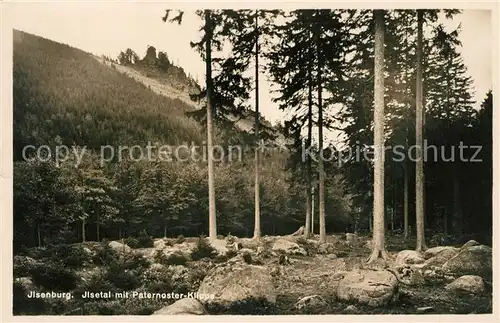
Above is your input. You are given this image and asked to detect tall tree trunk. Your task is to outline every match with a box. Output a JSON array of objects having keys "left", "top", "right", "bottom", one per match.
[
  {"left": 367, "top": 9, "right": 388, "bottom": 263},
  {"left": 444, "top": 206, "right": 448, "bottom": 234},
  {"left": 119, "top": 227, "right": 122, "bottom": 240},
  {"left": 205, "top": 10, "right": 217, "bottom": 239},
  {"left": 37, "top": 224, "right": 42, "bottom": 247},
  {"left": 311, "top": 186, "right": 315, "bottom": 236},
  {"left": 163, "top": 224, "right": 167, "bottom": 238},
  {"left": 415, "top": 10, "right": 427, "bottom": 251},
  {"left": 391, "top": 177, "right": 395, "bottom": 232},
  {"left": 82, "top": 218, "right": 86, "bottom": 243},
  {"left": 315, "top": 19, "right": 326, "bottom": 244},
  {"left": 304, "top": 33, "right": 314, "bottom": 239},
  {"left": 253, "top": 11, "right": 261, "bottom": 240},
  {"left": 452, "top": 172, "right": 462, "bottom": 234},
  {"left": 404, "top": 163, "right": 409, "bottom": 238},
  {"left": 96, "top": 212, "right": 100, "bottom": 242}
]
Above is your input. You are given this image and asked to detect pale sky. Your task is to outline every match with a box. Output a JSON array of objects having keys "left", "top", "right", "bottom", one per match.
[{"left": 4, "top": 3, "right": 493, "bottom": 144}]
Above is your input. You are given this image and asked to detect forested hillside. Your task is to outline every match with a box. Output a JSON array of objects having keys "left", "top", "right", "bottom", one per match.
[{"left": 13, "top": 29, "right": 352, "bottom": 249}]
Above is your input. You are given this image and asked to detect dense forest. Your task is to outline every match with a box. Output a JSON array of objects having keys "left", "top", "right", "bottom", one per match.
[{"left": 12, "top": 8, "right": 493, "bottom": 316}]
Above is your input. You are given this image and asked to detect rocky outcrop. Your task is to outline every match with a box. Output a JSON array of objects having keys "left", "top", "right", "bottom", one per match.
[
  {"left": 445, "top": 275, "right": 485, "bottom": 295},
  {"left": 335, "top": 269, "right": 399, "bottom": 307},
  {"left": 153, "top": 298, "right": 206, "bottom": 315}
]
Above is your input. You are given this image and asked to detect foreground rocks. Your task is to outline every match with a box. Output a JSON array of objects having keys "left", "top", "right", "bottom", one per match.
[
  {"left": 153, "top": 298, "right": 206, "bottom": 315},
  {"left": 197, "top": 263, "right": 277, "bottom": 308},
  {"left": 442, "top": 244, "right": 492, "bottom": 279},
  {"left": 445, "top": 275, "right": 485, "bottom": 295},
  {"left": 335, "top": 269, "right": 399, "bottom": 307}
]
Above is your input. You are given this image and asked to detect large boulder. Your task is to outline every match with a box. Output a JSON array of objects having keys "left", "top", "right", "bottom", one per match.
[
  {"left": 153, "top": 298, "right": 206, "bottom": 315},
  {"left": 108, "top": 241, "right": 132, "bottom": 253},
  {"left": 272, "top": 239, "right": 307, "bottom": 256},
  {"left": 442, "top": 245, "right": 492, "bottom": 279},
  {"left": 197, "top": 263, "right": 277, "bottom": 308},
  {"left": 335, "top": 269, "right": 399, "bottom": 307},
  {"left": 395, "top": 250, "right": 425, "bottom": 266},
  {"left": 208, "top": 239, "right": 229, "bottom": 256},
  {"left": 445, "top": 275, "right": 485, "bottom": 295},
  {"left": 461, "top": 240, "right": 480, "bottom": 250},
  {"left": 424, "top": 246, "right": 459, "bottom": 259},
  {"left": 423, "top": 248, "right": 460, "bottom": 268}
]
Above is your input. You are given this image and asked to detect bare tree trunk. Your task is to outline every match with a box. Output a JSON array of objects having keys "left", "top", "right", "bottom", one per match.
[
  {"left": 119, "top": 227, "right": 122, "bottom": 240},
  {"left": 311, "top": 186, "right": 315, "bottom": 236},
  {"left": 452, "top": 174, "right": 462, "bottom": 234},
  {"left": 163, "top": 224, "right": 167, "bottom": 238},
  {"left": 37, "top": 224, "right": 42, "bottom": 247},
  {"left": 315, "top": 19, "right": 326, "bottom": 244},
  {"left": 205, "top": 10, "right": 217, "bottom": 239},
  {"left": 304, "top": 33, "right": 314, "bottom": 239},
  {"left": 367, "top": 9, "right": 388, "bottom": 263},
  {"left": 253, "top": 11, "right": 261, "bottom": 240},
  {"left": 404, "top": 163, "right": 409, "bottom": 238},
  {"left": 96, "top": 212, "right": 100, "bottom": 242},
  {"left": 415, "top": 9, "right": 427, "bottom": 252},
  {"left": 82, "top": 218, "right": 86, "bottom": 243}
]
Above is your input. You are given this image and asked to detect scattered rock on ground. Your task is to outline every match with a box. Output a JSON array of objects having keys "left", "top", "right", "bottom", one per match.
[
  {"left": 395, "top": 250, "right": 425, "bottom": 266},
  {"left": 344, "top": 305, "right": 358, "bottom": 313},
  {"left": 345, "top": 233, "right": 358, "bottom": 243},
  {"left": 15, "top": 277, "right": 36, "bottom": 290},
  {"left": 272, "top": 239, "right": 307, "bottom": 256},
  {"left": 394, "top": 265, "right": 425, "bottom": 286},
  {"left": 153, "top": 298, "right": 206, "bottom": 315},
  {"left": 108, "top": 241, "right": 131, "bottom": 253},
  {"left": 294, "top": 295, "right": 327, "bottom": 311},
  {"left": 335, "top": 269, "right": 399, "bottom": 307},
  {"left": 442, "top": 245, "right": 492, "bottom": 279},
  {"left": 445, "top": 275, "right": 485, "bottom": 295},
  {"left": 153, "top": 239, "right": 166, "bottom": 250},
  {"left": 416, "top": 306, "right": 434, "bottom": 313},
  {"left": 197, "top": 263, "right": 277, "bottom": 307},
  {"left": 317, "top": 243, "right": 336, "bottom": 255}
]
